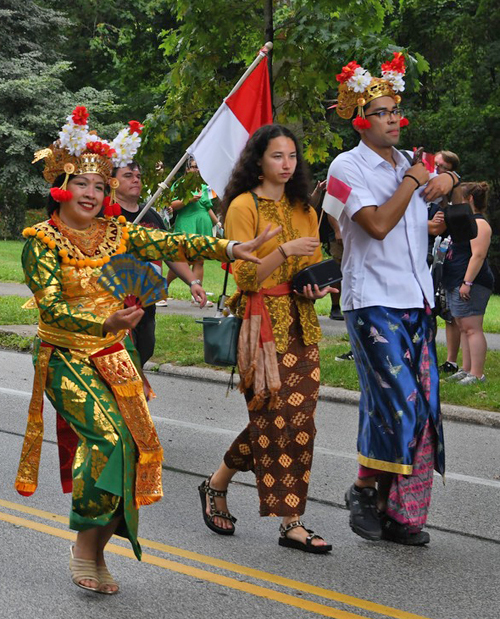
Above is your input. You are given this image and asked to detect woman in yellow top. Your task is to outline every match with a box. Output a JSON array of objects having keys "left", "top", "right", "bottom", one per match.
[
  {"left": 16, "top": 107, "right": 278, "bottom": 594},
  {"left": 198, "top": 124, "right": 337, "bottom": 553}
]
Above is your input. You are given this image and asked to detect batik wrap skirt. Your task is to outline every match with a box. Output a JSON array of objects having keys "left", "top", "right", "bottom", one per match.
[{"left": 224, "top": 315, "right": 320, "bottom": 517}]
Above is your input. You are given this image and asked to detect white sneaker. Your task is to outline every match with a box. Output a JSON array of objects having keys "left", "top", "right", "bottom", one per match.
[
  {"left": 446, "top": 369, "right": 469, "bottom": 382},
  {"left": 459, "top": 374, "right": 486, "bottom": 385},
  {"left": 155, "top": 299, "right": 168, "bottom": 307}
]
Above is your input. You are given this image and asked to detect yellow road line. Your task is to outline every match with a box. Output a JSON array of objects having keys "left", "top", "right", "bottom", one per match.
[
  {"left": 0, "top": 498, "right": 433, "bottom": 619},
  {"left": 0, "top": 510, "right": 365, "bottom": 619}
]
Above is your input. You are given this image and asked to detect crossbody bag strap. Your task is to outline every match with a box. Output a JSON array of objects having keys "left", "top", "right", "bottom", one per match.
[{"left": 399, "top": 149, "right": 413, "bottom": 165}]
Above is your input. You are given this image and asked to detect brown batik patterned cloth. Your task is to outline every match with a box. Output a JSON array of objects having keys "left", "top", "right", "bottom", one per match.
[{"left": 224, "top": 313, "right": 320, "bottom": 517}]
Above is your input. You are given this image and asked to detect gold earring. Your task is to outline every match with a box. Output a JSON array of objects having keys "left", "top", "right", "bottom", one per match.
[{"left": 258, "top": 175, "right": 264, "bottom": 180}]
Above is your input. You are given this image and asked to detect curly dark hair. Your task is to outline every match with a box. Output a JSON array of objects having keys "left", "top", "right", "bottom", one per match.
[{"left": 220, "top": 124, "right": 310, "bottom": 218}]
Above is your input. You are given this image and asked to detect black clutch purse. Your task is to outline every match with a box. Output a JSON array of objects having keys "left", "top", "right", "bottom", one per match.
[
  {"left": 292, "top": 259, "right": 342, "bottom": 291},
  {"left": 444, "top": 203, "right": 478, "bottom": 243}
]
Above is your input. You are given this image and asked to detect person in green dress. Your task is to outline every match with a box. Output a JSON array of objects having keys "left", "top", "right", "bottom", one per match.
[{"left": 167, "top": 157, "right": 221, "bottom": 305}]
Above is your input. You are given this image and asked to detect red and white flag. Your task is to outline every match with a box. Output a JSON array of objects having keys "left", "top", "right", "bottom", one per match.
[
  {"left": 321, "top": 175, "right": 352, "bottom": 219},
  {"left": 187, "top": 59, "right": 273, "bottom": 198}
]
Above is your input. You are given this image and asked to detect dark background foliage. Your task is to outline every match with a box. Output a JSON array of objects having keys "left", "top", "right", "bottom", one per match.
[{"left": 2, "top": 0, "right": 498, "bottom": 289}]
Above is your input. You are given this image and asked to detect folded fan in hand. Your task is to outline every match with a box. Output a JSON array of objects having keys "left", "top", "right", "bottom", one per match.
[{"left": 97, "top": 254, "right": 168, "bottom": 308}]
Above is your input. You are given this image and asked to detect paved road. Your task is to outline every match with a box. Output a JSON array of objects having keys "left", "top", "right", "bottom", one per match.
[{"left": 0, "top": 349, "right": 499, "bottom": 619}]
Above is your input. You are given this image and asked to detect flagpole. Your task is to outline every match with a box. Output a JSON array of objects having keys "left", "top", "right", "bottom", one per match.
[
  {"left": 133, "top": 42, "right": 273, "bottom": 224},
  {"left": 224, "top": 41, "right": 273, "bottom": 100}
]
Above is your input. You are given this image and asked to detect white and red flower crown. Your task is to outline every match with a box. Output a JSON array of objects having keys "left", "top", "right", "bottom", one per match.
[{"left": 334, "top": 53, "right": 409, "bottom": 129}]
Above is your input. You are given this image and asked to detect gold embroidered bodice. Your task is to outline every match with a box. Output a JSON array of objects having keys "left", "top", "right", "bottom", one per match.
[
  {"left": 23, "top": 216, "right": 230, "bottom": 353},
  {"left": 224, "top": 192, "right": 322, "bottom": 353}
]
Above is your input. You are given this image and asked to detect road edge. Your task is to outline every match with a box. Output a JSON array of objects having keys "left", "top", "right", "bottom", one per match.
[{"left": 145, "top": 361, "right": 500, "bottom": 429}]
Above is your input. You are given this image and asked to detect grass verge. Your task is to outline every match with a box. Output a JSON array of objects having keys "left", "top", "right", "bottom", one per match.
[
  {"left": 0, "top": 296, "right": 39, "bottom": 325},
  {"left": 4, "top": 298, "right": 496, "bottom": 412},
  {"left": 1, "top": 240, "right": 499, "bottom": 329},
  {"left": 0, "top": 332, "right": 34, "bottom": 352}
]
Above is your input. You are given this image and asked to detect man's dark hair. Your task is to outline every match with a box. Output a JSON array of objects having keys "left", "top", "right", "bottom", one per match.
[{"left": 112, "top": 160, "right": 142, "bottom": 178}]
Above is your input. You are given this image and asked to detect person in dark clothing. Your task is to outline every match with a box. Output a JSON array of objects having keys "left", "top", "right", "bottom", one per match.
[
  {"left": 442, "top": 182, "right": 493, "bottom": 384},
  {"left": 427, "top": 150, "right": 462, "bottom": 374},
  {"left": 113, "top": 162, "right": 207, "bottom": 366}
]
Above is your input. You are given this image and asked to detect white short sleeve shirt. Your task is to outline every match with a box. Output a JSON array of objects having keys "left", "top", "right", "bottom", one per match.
[{"left": 328, "top": 140, "right": 434, "bottom": 311}]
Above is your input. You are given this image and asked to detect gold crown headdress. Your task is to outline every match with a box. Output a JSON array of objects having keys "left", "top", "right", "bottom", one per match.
[
  {"left": 334, "top": 54, "right": 409, "bottom": 129},
  {"left": 33, "top": 107, "right": 144, "bottom": 217}
]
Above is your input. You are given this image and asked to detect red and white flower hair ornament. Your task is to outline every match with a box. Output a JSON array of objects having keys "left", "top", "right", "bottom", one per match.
[
  {"left": 34, "top": 106, "right": 145, "bottom": 213},
  {"left": 110, "top": 121, "right": 143, "bottom": 168},
  {"left": 381, "top": 52, "right": 406, "bottom": 93},
  {"left": 333, "top": 53, "right": 407, "bottom": 125}
]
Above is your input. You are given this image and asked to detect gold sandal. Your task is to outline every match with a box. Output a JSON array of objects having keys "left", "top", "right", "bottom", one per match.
[
  {"left": 96, "top": 565, "right": 119, "bottom": 595},
  {"left": 69, "top": 546, "right": 99, "bottom": 592}
]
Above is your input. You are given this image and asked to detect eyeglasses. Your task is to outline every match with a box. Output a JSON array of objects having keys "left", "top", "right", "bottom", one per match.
[
  {"left": 435, "top": 163, "right": 452, "bottom": 172},
  {"left": 364, "top": 108, "right": 404, "bottom": 120}
]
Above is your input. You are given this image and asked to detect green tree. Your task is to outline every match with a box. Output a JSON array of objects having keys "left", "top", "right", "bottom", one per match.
[
  {"left": 0, "top": 0, "right": 122, "bottom": 238},
  {"left": 391, "top": 0, "right": 500, "bottom": 288},
  {"left": 141, "top": 0, "right": 408, "bottom": 188},
  {"left": 43, "top": 0, "right": 175, "bottom": 120}
]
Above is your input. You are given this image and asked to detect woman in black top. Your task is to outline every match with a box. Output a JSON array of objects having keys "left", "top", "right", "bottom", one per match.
[{"left": 442, "top": 182, "right": 494, "bottom": 384}]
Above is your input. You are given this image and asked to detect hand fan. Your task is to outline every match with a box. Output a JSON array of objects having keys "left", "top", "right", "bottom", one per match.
[{"left": 97, "top": 254, "right": 168, "bottom": 308}]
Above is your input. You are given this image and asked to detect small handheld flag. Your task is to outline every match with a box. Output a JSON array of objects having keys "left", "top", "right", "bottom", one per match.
[{"left": 321, "top": 176, "right": 352, "bottom": 219}]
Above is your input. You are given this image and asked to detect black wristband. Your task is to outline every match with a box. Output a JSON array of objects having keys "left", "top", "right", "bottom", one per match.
[
  {"left": 403, "top": 174, "right": 421, "bottom": 189},
  {"left": 444, "top": 171, "right": 460, "bottom": 190},
  {"left": 278, "top": 245, "right": 288, "bottom": 260}
]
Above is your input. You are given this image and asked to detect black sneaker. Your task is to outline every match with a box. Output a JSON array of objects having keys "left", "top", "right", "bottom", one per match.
[
  {"left": 438, "top": 361, "right": 458, "bottom": 374},
  {"left": 381, "top": 516, "right": 430, "bottom": 546},
  {"left": 329, "top": 306, "right": 344, "bottom": 321},
  {"left": 345, "top": 485, "right": 382, "bottom": 541},
  {"left": 335, "top": 351, "right": 354, "bottom": 361}
]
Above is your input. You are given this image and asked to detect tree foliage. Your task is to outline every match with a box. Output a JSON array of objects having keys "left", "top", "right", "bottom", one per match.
[
  {"left": 393, "top": 0, "right": 500, "bottom": 288},
  {"left": 0, "top": 0, "right": 123, "bottom": 237},
  {"left": 141, "top": 0, "right": 409, "bottom": 187},
  {"left": 42, "top": 0, "right": 175, "bottom": 119}
]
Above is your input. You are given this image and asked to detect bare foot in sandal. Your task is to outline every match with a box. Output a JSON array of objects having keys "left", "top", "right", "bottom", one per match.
[
  {"left": 199, "top": 471, "right": 237, "bottom": 535},
  {"left": 70, "top": 546, "right": 99, "bottom": 591},
  {"left": 279, "top": 518, "right": 332, "bottom": 553}
]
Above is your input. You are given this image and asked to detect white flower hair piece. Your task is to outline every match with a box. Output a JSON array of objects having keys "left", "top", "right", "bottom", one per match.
[
  {"left": 58, "top": 115, "right": 90, "bottom": 157},
  {"left": 381, "top": 70, "right": 405, "bottom": 93},
  {"left": 110, "top": 125, "right": 142, "bottom": 169},
  {"left": 346, "top": 67, "right": 373, "bottom": 93}
]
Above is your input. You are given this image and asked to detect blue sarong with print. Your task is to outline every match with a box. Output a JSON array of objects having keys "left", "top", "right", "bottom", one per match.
[{"left": 344, "top": 306, "right": 445, "bottom": 477}]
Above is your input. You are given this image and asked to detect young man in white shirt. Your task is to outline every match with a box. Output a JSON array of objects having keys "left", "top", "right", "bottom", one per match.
[{"left": 327, "top": 56, "right": 460, "bottom": 545}]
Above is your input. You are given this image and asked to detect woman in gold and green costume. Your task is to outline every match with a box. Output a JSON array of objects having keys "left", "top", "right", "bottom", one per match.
[{"left": 15, "top": 107, "right": 278, "bottom": 594}]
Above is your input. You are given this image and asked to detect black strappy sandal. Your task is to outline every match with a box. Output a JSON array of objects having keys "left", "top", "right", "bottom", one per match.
[
  {"left": 198, "top": 475, "right": 237, "bottom": 536},
  {"left": 278, "top": 520, "right": 332, "bottom": 554}
]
